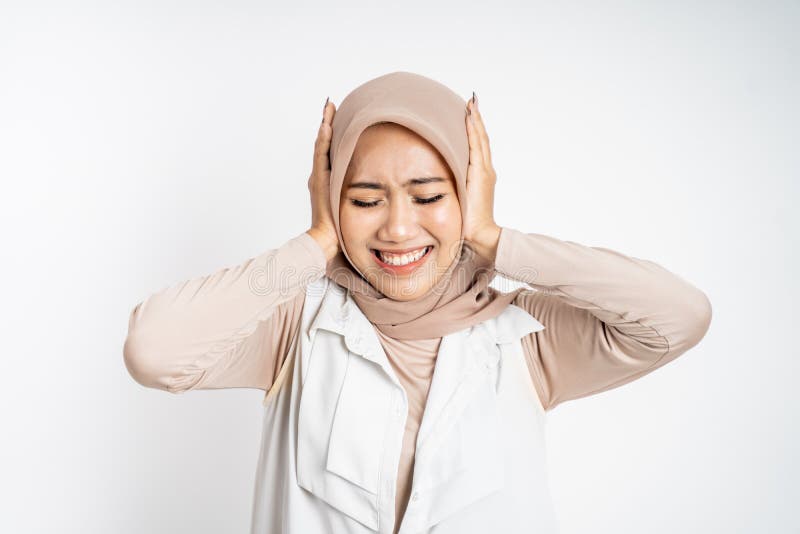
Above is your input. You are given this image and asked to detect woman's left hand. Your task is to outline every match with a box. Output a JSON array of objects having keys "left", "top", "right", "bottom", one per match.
[{"left": 464, "top": 93, "right": 502, "bottom": 262}]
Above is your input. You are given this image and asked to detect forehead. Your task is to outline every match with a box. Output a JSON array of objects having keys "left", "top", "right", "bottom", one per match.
[{"left": 345, "top": 122, "right": 455, "bottom": 184}]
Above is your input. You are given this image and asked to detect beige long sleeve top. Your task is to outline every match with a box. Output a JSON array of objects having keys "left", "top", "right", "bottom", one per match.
[{"left": 123, "top": 227, "right": 712, "bottom": 531}]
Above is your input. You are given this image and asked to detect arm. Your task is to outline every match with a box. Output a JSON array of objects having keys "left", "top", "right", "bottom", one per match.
[
  {"left": 494, "top": 227, "right": 712, "bottom": 412},
  {"left": 122, "top": 231, "right": 327, "bottom": 394}
]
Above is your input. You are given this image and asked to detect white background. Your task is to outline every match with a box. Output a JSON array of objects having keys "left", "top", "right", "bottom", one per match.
[{"left": 1, "top": 1, "right": 797, "bottom": 532}]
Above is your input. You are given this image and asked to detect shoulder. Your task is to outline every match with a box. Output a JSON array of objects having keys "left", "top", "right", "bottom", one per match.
[
  {"left": 299, "top": 276, "right": 347, "bottom": 329},
  {"left": 305, "top": 275, "right": 331, "bottom": 301},
  {"left": 483, "top": 292, "right": 546, "bottom": 344}
]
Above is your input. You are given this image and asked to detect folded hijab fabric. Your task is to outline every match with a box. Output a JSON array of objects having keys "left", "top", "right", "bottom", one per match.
[{"left": 325, "top": 71, "right": 523, "bottom": 340}]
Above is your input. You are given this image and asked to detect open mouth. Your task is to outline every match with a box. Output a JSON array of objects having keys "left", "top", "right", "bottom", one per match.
[{"left": 371, "top": 245, "right": 433, "bottom": 271}]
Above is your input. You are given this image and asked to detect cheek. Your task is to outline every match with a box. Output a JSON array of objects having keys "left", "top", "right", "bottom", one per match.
[
  {"left": 427, "top": 202, "right": 461, "bottom": 234},
  {"left": 340, "top": 207, "right": 375, "bottom": 248},
  {"left": 424, "top": 202, "right": 462, "bottom": 245},
  {"left": 338, "top": 209, "right": 358, "bottom": 250}
]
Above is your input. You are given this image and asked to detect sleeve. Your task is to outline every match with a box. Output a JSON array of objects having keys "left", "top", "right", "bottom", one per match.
[
  {"left": 494, "top": 227, "right": 713, "bottom": 412},
  {"left": 122, "top": 231, "right": 327, "bottom": 394}
]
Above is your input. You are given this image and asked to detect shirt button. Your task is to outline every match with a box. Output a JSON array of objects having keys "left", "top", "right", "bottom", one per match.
[{"left": 411, "top": 492, "right": 419, "bottom": 502}]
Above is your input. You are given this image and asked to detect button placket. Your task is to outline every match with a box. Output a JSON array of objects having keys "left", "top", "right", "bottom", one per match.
[{"left": 393, "top": 388, "right": 406, "bottom": 418}]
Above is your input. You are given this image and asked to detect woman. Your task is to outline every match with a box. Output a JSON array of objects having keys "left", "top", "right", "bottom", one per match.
[{"left": 123, "top": 71, "right": 712, "bottom": 534}]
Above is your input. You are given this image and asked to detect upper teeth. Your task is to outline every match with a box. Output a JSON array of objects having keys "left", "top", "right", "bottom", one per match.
[{"left": 378, "top": 246, "right": 429, "bottom": 266}]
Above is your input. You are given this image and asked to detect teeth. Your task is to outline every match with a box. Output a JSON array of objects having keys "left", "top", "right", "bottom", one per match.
[{"left": 378, "top": 246, "right": 429, "bottom": 266}]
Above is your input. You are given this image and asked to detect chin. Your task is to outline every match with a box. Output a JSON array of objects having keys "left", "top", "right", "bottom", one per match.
[
  {"left": 384, "top": 289, "right": 427, "bottom": 302},
  {"left": 382, "top": 274, "right": 441, "bottom": 301},
  {"left": 360, "top": 272, "right": 429, "bottom": 301}
]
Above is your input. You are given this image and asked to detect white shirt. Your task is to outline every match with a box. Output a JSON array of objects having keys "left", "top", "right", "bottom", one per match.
[{"left": 250, "top": 276, "right": 560, "bottom": 534}]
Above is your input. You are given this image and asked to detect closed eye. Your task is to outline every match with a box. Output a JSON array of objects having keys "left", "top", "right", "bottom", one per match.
[
  {"left": 350, "top": 199, "right": 381, "bottom": 208},
  {"left": 415, "top": 194, "right": 444, "bottom": 205},
  {"left": 350, "top": 194, "right": 445, "bottom": 208}
]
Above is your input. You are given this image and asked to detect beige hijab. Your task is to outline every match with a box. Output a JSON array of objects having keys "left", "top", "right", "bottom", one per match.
[{"left": 325, "top": 71, "right": 523, "bottom": 340}]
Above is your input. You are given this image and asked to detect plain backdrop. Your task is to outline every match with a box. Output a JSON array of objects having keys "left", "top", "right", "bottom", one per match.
[{"left": 1, "top": 1, "right": 797, "bottom": 533}]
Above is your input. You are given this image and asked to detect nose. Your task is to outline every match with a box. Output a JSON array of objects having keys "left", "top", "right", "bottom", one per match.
[{"left": 377, "top": 197, "right": 419, "bottom": 243}]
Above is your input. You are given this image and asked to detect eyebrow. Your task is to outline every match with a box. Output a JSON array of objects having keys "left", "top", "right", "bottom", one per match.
[{"left": 347, "top": 176, "right": 446, "bottom": 190}]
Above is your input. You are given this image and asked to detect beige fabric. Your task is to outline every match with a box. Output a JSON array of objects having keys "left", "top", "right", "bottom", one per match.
[
  {"left": 494, "top": 227, "right": 713, "bottom": 410},
  {"left": 373, "top": 331, "right": 441, "bottom": 527},
  {"left": 123, "top": 227, "right": 712, "bottom": 532},
  {"left": 325, "top": 71, "right": 522, "bottom": 340}
]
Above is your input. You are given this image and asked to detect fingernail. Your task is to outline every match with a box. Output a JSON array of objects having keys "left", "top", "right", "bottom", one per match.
[
  {"left": 322, "top": 96, "right": 329, "bottom": 123},
  {"left": 473, "top": 91, "right": 478, "bottom": 110}
]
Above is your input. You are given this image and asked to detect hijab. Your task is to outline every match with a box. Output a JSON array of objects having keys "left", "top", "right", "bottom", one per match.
[{"left": 325, "top": 71, "right": 524, "bottom": 340}]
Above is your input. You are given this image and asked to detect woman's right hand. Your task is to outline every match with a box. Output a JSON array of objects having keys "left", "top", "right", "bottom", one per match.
[{"left": 306, "top": 98, "right": 341, "bottom": 262}]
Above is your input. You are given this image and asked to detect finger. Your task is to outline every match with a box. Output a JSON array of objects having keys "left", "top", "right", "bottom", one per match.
[
  {"left": 312, "top": 127, "right": 328, "bottom": 174},
  {"left": 466, "top": 99, "right": 488, "bottom": 171},
  {"left": 322, "top": 99, "right": 337, "bottom": 126},
  {"left": 314, "top": 102, "right": 336, "bottom": 173},
  {"left": 469, "top": 98, "right": 493, "bottom": 167},
  {"left": 465, "top": 106, "right": 485, "bottom": 176}
]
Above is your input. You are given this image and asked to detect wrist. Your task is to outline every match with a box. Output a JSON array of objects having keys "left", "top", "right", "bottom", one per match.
[
  {"left": 306, "top": 227, "right": 339, "bottom": 262},
  {"left": 468, "top": 223, "right": 502, "bottom": 263}
]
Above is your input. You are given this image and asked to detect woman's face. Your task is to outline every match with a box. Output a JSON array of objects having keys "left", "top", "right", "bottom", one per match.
[{"left": 339, "top": 122, "right": 462, "bottom": 301}]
